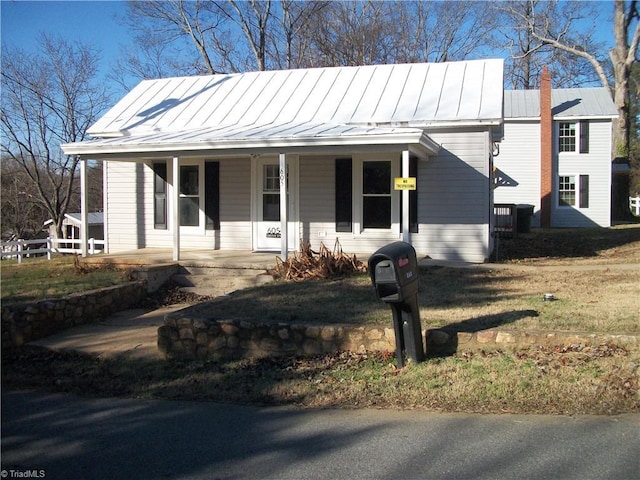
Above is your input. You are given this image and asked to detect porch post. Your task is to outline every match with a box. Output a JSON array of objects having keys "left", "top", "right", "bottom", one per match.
[
  {"left": 80, "top": 157, "right": 88, "bottom": 257},
  {"left": 402, "top": 149, "right": 410, "bottom": 244},
  {"left": 279, "top": 152, "right": 288, "bottom": 259},
  {"left": 172, "top": 156, "right": 180, "bottom": 261}
]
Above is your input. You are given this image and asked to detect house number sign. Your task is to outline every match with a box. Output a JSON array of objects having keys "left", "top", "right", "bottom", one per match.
[{"left": 266, "top": 227, "right": 281, "bottom": 238}]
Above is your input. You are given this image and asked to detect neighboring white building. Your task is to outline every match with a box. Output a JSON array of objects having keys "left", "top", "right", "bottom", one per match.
[
  {"left": 44, "top": 212, "right": 104, "bottom": 240},
  {"left": 495, "top": 71, "right": 618, "bottom": 228},
  {"left": 63, "top": 60, "right": 505, "bottom": 263}
]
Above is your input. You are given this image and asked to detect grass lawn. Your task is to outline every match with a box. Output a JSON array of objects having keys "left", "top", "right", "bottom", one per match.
[{"left": 1, "top": 256, "right": 131, "bottom": 303}]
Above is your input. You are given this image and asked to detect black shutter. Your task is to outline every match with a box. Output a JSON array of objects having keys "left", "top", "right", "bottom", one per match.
[
  {"left": 153, "top": 162, "right": 167, "bottom": 229},
  {"left": 579, "top": 120, "right": 589, "bottom": 154},
  {"left": 335, "top": 158, "right": 352, "bottom": 232},
  {"left": 205, "top": 161, "right": 220, "bottom": 230},
  {"left": 579, "top": 175, "right": 589, "bottom": 208},
  {"left": 410, "top": 157, "right": 418, "bottom": 233}
]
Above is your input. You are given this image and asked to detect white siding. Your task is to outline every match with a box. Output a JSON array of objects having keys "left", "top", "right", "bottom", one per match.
[
  {"left": 219, "top": 158, "right": 252, "bottom": 249},
  {"left": 299, "top": 155, "right": 335, "bottom": 247},
  {"left": 412, "top": 129, "right": 492, "bottom": 262},
  {"left": 553, "top": 120, "right": 612, "bottom": 227},
  {"left": 494, "top": 121, "right": 542, "bottom": 227},
  {"left": 104, "top": 161, "right": 146, "bottom": 252}
]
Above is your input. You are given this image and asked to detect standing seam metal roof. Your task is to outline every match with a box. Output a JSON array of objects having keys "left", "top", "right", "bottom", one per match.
[
  {"left": 88, "top": 59, "right": 504, "bottom": 138},
  {"left": 504, "top": 88, "right": 617, "bottom": 119}
]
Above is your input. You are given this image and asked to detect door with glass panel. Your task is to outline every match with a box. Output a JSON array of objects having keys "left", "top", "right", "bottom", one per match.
[{"left": 255, "top": 159, "right": 297, "bottom": 251}]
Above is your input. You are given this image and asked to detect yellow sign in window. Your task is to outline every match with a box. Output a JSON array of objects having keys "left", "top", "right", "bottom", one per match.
[{"left": 394, "top": 177, "right": 416, "bottom": 190}]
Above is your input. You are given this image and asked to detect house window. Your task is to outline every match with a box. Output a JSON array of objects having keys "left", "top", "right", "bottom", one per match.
[
  {"left": 558, "top": 175, "right": 576, "bottom": 206},
  {"left": 558, "top": 175, "right": 590, "bottom": 208},
  {"left": 180, "top": 165, "right": 200, "bottom": 226},
  {"left": 335, "top": 158, "right": 352, "bottom": 232},
  {"left": 558, "top": 121, "right": 589, "bottom": 153},
  {"left": 558, "top": 122, "right": 576, "bottom": 152},
  {"left": 153, "top": 162, "right": 167, "bottom": 229},
  {"left": 362, "top": 161, "right": 391, "bottom": 229}
]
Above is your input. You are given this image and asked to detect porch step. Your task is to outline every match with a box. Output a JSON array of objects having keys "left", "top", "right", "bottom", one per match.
[{"left": 172, "top": 267, "right": 274, "bottom": 298}]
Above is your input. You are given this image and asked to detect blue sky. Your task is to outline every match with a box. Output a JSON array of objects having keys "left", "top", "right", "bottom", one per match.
[{"left": 1, "top": 0, "right": 131, "bottom": 82}]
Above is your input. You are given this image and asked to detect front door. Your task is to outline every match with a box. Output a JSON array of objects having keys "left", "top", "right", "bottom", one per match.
[{"left": 254, "top": 157, "right": 298, "bottom": 251}]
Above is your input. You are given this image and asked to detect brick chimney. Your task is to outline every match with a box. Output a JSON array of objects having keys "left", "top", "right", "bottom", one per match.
[{"left": 540, "top": 67, "right": 553, "bottom": 228}]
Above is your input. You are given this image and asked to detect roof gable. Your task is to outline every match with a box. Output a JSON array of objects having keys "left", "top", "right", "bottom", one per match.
[{"left": 89, "top": 59, "right": 504, "bottom": 138}]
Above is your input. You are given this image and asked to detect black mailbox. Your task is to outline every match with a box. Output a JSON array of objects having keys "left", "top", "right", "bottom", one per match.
[
  {"left": 368, "top": 242, "right": 424, "bottom": 367},
  {"left": 369, "top": 242, "right": 419, "bottom": 303}
]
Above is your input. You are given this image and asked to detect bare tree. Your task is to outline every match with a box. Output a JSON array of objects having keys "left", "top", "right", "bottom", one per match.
[
  {"left": 510, "top": 0, "right": 638, "bottom": 156},
  {"left": 124, "top": 0, "right": 219, "bottom": 75},
  {"left": 1, "top": 35, "right": 110, "bottom": 239},
  {"left": 270, "top": 0, "right": 328, "bottom": 69},
  {"left": 0, "top": 160, "right": 48, "bottom": 239},
  {"left": 305, "top": 1, "right": 397, "bottom": 67},
  {"left": 494, "top": 0, "right": 607, "bottom": 89}
]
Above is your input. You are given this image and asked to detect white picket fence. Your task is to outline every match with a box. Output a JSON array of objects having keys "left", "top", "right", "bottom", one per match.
[
  {"left": 0, "top": 237, "right": 104, "bottom": 263},
  {"left": 630, "top": 196, "right": 640, "bottom": 217}
]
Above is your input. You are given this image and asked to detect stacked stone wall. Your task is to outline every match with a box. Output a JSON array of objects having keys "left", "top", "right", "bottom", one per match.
[
  {"left": 158, "top": 312, "right": 639, "bottom": 360},
  {"left": 1, "top": 281, "right": 147, "bottom": 349}
]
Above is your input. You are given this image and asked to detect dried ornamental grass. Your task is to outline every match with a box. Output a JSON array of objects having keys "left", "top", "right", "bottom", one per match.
[{"left": 272, "top": 239, "right": 367, "bottom": 281}]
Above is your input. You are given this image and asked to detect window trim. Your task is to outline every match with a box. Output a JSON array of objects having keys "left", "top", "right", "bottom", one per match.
[
  {"left": 557, "top": 120, "right": 589, "bottom": 154},
  {"left": 558, "top": 174, "right": 577, "bottom": 207},
  {"left": 353, "top": 155, "right": 400, "bottom": 235},
  {"left": 557, "top": 174, "right": 589, "bottom": 209},
  {"left": 177, "top": 160, "right": 205, "bottom": 233}
]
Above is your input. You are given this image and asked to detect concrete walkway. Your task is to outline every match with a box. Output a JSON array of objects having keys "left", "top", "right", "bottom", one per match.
[{"left": 30, "top": 305, "right": 186, "bottom": 359}]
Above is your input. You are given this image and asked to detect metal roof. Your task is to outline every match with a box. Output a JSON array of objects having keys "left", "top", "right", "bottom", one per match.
[
  {"left": 63, "top": 59, "right": 504, "bottom": 157},
  {"left": 504, "top": 88, "right": 617, "bottom": 119}
]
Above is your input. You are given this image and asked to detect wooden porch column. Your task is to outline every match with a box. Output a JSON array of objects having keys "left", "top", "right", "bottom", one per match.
[
  {"left": 80, "top": 157, "right": 88, "bottom": 257},
  {"left": 172, "top": 156, "right": 180, "bottom": 261},
  {"left": 279, "top": 152, "right": 288, "bottom": 259},
  {"left": 402, "top": 149, "right": 410, "bottom": 243}
]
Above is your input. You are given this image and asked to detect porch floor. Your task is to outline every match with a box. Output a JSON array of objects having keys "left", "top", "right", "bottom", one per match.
[{"left": 81, "top": 248, "right": 281, "bottom": 270}]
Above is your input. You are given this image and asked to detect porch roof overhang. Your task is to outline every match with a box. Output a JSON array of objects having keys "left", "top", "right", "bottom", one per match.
[{"left": 61, "top": 122, "right": 441, "bottom": 160}]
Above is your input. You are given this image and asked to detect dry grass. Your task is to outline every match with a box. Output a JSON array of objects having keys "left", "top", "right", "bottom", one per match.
[
  {"left": 1, "top": 256, "right": 131, "bottom": 303},
  {"left": 3, "top": 344, "right": 638, "bottom": 415},
  {"left": 195, "top": 266, "right": 639, "bottom": 335}
]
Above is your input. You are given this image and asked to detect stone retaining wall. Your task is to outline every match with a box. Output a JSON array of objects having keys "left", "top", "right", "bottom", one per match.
[
  {"left": 158, "top": 312, "right": 639, "bottom": 360},
  {"left": 1, "top": 281, "right": 147, "bottom": 349}
]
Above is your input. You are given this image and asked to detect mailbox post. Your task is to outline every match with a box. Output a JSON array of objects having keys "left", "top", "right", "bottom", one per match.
[{"left": 368, "top": 242, "right": 425, "bottom": 368}]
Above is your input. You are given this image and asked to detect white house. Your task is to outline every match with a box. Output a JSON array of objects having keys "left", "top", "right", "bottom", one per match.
[
  {"left": 495, "top": 68, "right": 618, "bottom": 228},
  {"left": 62, "top": 59, "right": 504, "bottom": 263}
]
